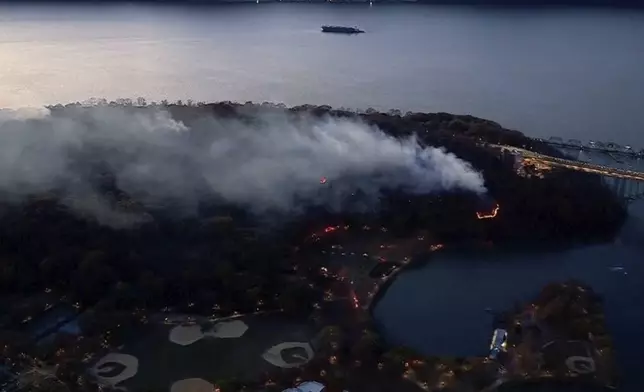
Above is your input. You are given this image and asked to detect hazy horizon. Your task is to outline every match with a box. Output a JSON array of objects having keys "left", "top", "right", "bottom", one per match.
[{"left": 2, "top": 4, "right": 643, "bottom": 146}]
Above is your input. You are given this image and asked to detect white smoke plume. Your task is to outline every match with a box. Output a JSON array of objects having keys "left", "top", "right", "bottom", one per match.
[{"left": 0, "top": 106, "right": 485, "bottom": 224}]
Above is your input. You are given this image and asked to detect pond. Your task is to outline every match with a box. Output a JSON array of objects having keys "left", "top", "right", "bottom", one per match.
[{"left": 373, "top": 202, "right": 644, "bottom": 391}]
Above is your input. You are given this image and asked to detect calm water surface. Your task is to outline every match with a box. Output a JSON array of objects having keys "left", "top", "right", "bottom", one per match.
[
  {"left": 1, "top": 3, "right": 643, "bottom": 390},
  {"left": 1, "top": 4, "right": 644, "bottom": 144},
  {"left": 374, "top": 202, "right": 644, "bottom": 391}
]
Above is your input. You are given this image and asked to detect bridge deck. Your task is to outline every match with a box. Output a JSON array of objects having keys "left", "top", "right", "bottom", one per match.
[
  {"left": 535, "top": 138, "right": 644, "bottom": 157},
  {"left": 492, "top": 144, "right": 644, "bottom": 181}
]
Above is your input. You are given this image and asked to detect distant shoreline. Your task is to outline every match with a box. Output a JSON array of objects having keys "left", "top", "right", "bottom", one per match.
[{"left": 1, "top": 0, "right": 642, "bottom": 9}]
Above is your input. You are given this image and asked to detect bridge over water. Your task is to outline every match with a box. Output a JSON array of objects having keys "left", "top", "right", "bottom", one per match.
[
  {"left": 602, "top": 177, "right": 644, "bottom": 203},
  {"left": 536, "top": 137, "right": 644, "bottom": 158},
  {"left": 491, "top": 144, "right": 644, "bottom": 203}
]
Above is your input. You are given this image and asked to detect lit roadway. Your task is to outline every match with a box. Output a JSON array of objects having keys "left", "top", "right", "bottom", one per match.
[{"left": 490, "top": 144, "right": 644, "bottom": 181}]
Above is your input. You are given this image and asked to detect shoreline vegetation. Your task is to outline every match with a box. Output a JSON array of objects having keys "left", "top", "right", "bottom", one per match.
[{"left": 0, "top": 100, "right": 621, "bottom": 392}]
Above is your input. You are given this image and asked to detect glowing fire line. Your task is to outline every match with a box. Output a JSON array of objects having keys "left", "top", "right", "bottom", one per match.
[{"left": 477, "top": 204, "right": 500, "bottom": 220}]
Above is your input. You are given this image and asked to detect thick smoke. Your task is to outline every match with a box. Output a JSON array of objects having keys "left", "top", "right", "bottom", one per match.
[{"left": 0, "top": 106, "right": 485, "bottom": 224}]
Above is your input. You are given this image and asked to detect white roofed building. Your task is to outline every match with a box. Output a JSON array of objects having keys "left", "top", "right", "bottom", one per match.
[
  {"left": 489, "top": 328, "right": 508, "bottom": 359},
  {"left": 282, "top": 381, "right": 326, "bottom": 392}
]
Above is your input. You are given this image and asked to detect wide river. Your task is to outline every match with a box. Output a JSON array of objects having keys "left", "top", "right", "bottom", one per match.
[{"left": 1, "top": 3, "right": 643, "bottom": 390}]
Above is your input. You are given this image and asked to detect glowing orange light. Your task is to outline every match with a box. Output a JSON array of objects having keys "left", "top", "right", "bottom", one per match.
[
  {"left": 476, "top": 204, "right": 500, "bottom": 220},
  {"left": 351, "top": 291, "right": 360, "bottom": 309},
  {"left": 320, "top": 176, "right": 328, "bottom": 184}
]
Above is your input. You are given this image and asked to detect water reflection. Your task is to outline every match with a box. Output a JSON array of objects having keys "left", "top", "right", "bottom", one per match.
[
  {"left": 373, "top": 202, "right": 644, "bottom": 390},
  {"left": 1, "top": 4, "right": 644, "bottom": 147}
]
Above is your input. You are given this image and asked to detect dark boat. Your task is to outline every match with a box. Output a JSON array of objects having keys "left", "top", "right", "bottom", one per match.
[{"left": 321, "top": 25, "right": 364, "bottom": 34}]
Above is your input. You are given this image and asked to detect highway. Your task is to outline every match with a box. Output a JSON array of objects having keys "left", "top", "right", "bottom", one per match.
[{"left": 491, "top": 144, "right": 644, "bottom": 182}]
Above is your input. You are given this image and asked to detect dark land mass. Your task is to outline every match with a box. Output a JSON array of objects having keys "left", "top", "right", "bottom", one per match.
[
  {"left": 0, "top": 102, "right": 626, "bottom": 303},
  {"left": 0, "top": 101, "right": 623, "bottom": 392}
]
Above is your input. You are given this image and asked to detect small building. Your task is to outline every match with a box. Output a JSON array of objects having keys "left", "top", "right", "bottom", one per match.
[
  {"left": 282, "top": 381, "right": 327, "bottom": 392},
  {"left": 489, "top": 328, "right": 508, "bottom": 359}
]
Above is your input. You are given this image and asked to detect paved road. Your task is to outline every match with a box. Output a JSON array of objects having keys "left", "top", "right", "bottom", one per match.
[{"left": 492, "top": 144, "right": 644, "bottom": 181}]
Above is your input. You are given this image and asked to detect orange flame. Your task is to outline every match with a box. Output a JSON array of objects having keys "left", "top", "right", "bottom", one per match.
[
  {"left": 308, "top": 225, "right": 343, "bottom": 240},
  {"left": 351, "top": 291, "right": 360, "bottom": 309},
  {"left": 476, "top": 204, "right": 500, "bottom": 220}
]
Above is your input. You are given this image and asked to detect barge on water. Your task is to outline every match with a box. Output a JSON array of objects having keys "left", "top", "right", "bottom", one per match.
[{"left": 321, "top": 25, "right": 364, "bottom": 34}]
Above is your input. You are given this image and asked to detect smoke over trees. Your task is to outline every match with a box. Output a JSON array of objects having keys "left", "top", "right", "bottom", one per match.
[
  {"left": 0, "top": 104, "right": 485, "bottom": 225},
  {"left": 0, "top": 101, "right": 626, "bottom": 315}
]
